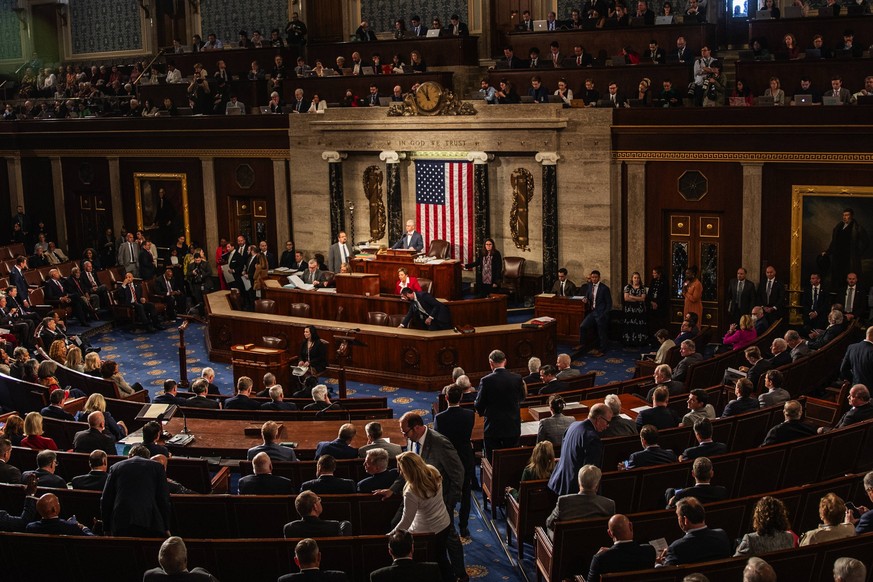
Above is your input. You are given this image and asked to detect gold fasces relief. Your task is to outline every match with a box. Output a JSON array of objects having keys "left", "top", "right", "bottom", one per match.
[
  {"left": 363, "top": 166, "right": 386, "bottom": 242},
  {"left": 510, "top": 168, "right": 534, "bottom": 251}
]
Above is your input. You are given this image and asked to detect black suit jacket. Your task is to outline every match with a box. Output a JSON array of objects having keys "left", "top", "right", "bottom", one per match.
[
  {"left": 475, "top": 367, "right": 525, "bottom": 439},
  {"left": 142, "top": 567, "right": 217, "bottom": 581},
  {"left": 727, "top": 278, "right": 757, "bottom": 320},
  {"left": 225, "top": 394, "right": 261, "bottom": 410},
  {"left": 22, "top": 469, "right": 67, "bottom": 489},
  {"left": 587, "top": 541, "right": 657, "bottom": 582},
  {"left": 401, "top": 291, "right": 452, "bottom": 330},
  {"left": 71, "top": 470, "right": 108, "bottom": 491},
  {"left": 758, "top": 278, "right": 785, "bottom": 322},
  {"left": 139, "top": 249, "right": 156, "bottom": 280},
  {"left": 238, "top": 473, "right": 295, "bottom": 495},
  {"left": 802, "top": 285, "right": 830, "bottom": 328},
  {"left": 73, "top": 427, "right": 116, "bottom": 455},
  {"left": 680, "top": 441, "right": 727, "bottom": 460},
  {"left": 370, "top": 559, "right": 441, "bottom": 582},
  {"left": 101, "top": 456, "right": 171, "bottom": 535},
  {"left": 664, "top": 526, "right": 732, "bottom": 565},
  {"left": 315, "top": 438, "right": 358, "bottom": 460},
  {"left": 809, "top": 323, "right": 845, "bottom": 350},
  {"left": 836, "top": 403, "right": 873, "bottom": 428},
  {"left": 539, "top": 379, "right": 568, "bottom": 395},
  {"left": 627, "top": 446, "right": 677, "bottom": 468},
  {"left": 278, "top": 570, "right": 349, "bottom": 582},
  {"left": 41, "top": 405, "right": 74, "bottom": 421},
  {"left": 356, "top": 469, "right": 398, "bottom": 493},
  {"left": 433, "top": 406, "right": 475, "bottom": 471},
  {"left": 762, "top": 420, "right": 817, "bottom": 446},
  {"left": 635, "top": 406, "right": 680, "bottom": 430},
  {"left": 43, "top": 278, "right": 68, "bottom": 302},
  {"left": 300, "top": 475, "right": 356, "bottom": 495},
  {"left": 283, "top": 515, "right": 350, "bottom": 538},
  {"left": 9, "top": 267, "right": 28, "bottom": 301},
  {"left": 841, "top": 340, "right": 873, "bottom": 387},
  {"left": 179, "top": 395, "right": 221, "bottom": 409},
  {"left": 769, "top": 351, "right": 792, "bottom": 368},
  {"left": 0, "top": 460, "right": 22, "bottom": 485}
]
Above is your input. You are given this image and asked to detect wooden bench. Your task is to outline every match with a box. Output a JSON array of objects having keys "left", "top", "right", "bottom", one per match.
[
  {"left": 237, "top": 456, "right": 392, "bottom": 486},
  {"left": 179, "top": 406, "right": 394, "bottom": 421}
]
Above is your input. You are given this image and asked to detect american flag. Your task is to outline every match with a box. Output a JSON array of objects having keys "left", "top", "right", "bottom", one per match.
[{"left": 415, "top": 159, "right": 474, "bottom": 264}]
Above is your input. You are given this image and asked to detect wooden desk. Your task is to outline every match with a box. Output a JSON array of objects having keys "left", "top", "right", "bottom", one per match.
[
  {"left": 534, "top": 294, "right": 587, "bottom": 344},
  {"left": 206, "top": 291, "right": 555, "bottom": 391},
  {"left": 306, "top": 36, "right": 479, "bottom": 69},
  {"left": 263, "top": 283, "right": 506, "bottom": 327},
  {"left": 335, "top": 273, "right": 379, "bottom": 296},
  {"left": 748, "top": 15, "right": 873, "bottom": 61},
  {"left": 172, "top": 47, "right": 302, "bottom": 79},
  {"left": 351, "top": 255, "right": 462, "bottom": 300},
  {"left": 230, "top": 344, "right": 291, "bottom": 393}
]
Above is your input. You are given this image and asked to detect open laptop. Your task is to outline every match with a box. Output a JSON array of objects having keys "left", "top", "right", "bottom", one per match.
[
  {"left": 793, "top": 94, "right": 813, "bottom": 105},
  {"left": 755, "top": 95, "right": 775, "bottom": 106},
  {"left": 425, "top": 28, "right": 441, "bottom": 37},
  {"left": 822, "top": 95, "right": 841, "bottom": 106},
  {"left": 226, "top": 107, "right": 242, "bottom": 116},
  {"left": 755, "top": 9, "right": 772, "bottom": 19},
  {"left": 596, "top": 98, "right": 616, "bottom": 108},
  {"left": 626, "top": 98, "right": 645, "bottom": 107},
  {"left": 378, "top": 96, "right": 392, "bottom": 106},
  {"left": 533, "top": 19, "right": 548, "bottom": 31},
  {"left": 520, "top": 95, "right": 535, "bottom": 103},
  {"left": 361, "top": 66, "right": 374, "bottom": 75},
  {"left": 547, "top": 94, "right": 563, "bottom": 103},
  {"left": 805, "top": 48, "right": 821, "bottom": 59},
  {"left": 259, "top": 106, "right": 271, "bottom": 114},
  {"left": 655, "top": 15, "right": 674, "bottom": 24}
]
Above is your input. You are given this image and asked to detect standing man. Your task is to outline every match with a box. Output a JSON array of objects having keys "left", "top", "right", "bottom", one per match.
[
  {"left": 548, "top": 403, "right": 613, "bottom": 496},
  {"left": 758, "top": 265, "right": 785, "bottom": 324},
  {"left": 328, "top": 231, "right": 352, "bottom": 273},
  {"left": 474, "top": 350, "right": 526, "bottom": 461},
  {"left": 116, "top": 232, "right": 139, "bottom": 276},
  {"left": 802, "top": 272, "right": 831, "bottom": 332},
  {"left": 840, "top": 272, "right": 868, "bottom": 323},
  {"left": 434, "top": 384, "right": 476, "bottom": 537},
  {"left": 391, "top": 219, "right": 424, "bottom": 251},
  {"left": 577, "top": 270, "right": 612, "bottom": 357},
  {"left": 101, "top": 445, "right": 171, "bottom": 537},
  {"left": 727, "top": 267, "right": 756, "bottom": 323},
  {"left": 398, "top": 287, "right": 452, "bottom": 330},
  {"left": 841, "top": 326, "right": 873, "bottom": 388}
]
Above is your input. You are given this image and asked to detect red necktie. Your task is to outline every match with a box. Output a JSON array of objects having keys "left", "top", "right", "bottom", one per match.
[{"left": 130, "top": 285, "right": 137, "bottom": 302}]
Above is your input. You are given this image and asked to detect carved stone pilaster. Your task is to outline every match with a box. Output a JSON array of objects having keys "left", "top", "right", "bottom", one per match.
[
  {"left": 380, "top": 151, "right": 405, "bottom": 245},
  {"left": 468, "top": 152, "right": 492, "bottom": 252},
  {"left": 323, "top": 151, "right": 347, "bottom": 242},
  {"left": 538, "top": 152, "right": 560, "bottom": 292}
]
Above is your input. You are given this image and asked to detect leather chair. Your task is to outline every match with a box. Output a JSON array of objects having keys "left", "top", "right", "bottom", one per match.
[
  {"left": 388, "top": 314, "right": 406, "bottom": 328},
  {"left": 290, "top": 303, "right": 311, "bottom": 317},
  {"left": 367, "top": 311, "right": 389, "bottom": 326},
  {"left": 502, "top": 257, "right": 526, "bottom": 302},
  {"left": 418, "top": 277, "right": 433, "bottom": 294},
  {"left": 228, "top": 288, "right": 243, "bottom": 311},
  {"left": 426, "top": 239, "right": 450, "bottom": 259},
  {"left": 254, "top": 299, "right": 277, "bottom": 314}
]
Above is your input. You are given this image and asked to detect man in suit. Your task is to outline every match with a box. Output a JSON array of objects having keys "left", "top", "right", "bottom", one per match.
[
  {"left": 809, "top": 309, "right": 846, "bottom": 350},
  {"left": 636, "top": 386, "right": 681, "bottom": 430},
  {"left": 101, "top": 445, "right": 171, "bottom": 537},
  {"left": 586, "top": 514, "right": 657, "bottom": 582},
  {"left": 547, "top": 464, "right": 615, "bottom": 532},
  {"left": 22, "top": 450, "right": 67, "bottom": 488},
  {"left": 138, "top": 241, "right": 157, "bottom": 280},
  {"left": 768, "top": 337, "right": 792, "bottom": 367},
  {"left": 278, "top": 538, "right": 350, "bottom": 582},
  {"left": 680, "top": 419, "right": 727, "bottom": 461},
  {"left": 239, "top": 452, "right": 295, "bottom": 495},
  {"left": 70, "top": 450, "right": 109, "bottom": 491},
  {"left": 225, "top": 376, "right": 261, "bottom": 410},
  {"left": 0, "top": 438, "right": 22, "bottom": 485},
  {"left": 727, "top": 267, "right": 757, "bottom": 323},
  {"left": 445, "top": 14, "right": 469, "bottom": 37},
  {"left": 261, "top": 385, "right": 297, "bottom": 411},
  {"left": 839, "top": 272, "right": 868, "bottom": 323},
  {"left": 179, "top": 378, "right": 221, "bottom": 409},
  {"left": 673, "top": 340, "right": 703, "bottom": 383},
  {"left": 9, "top": 256, "right": 30, "bottom": 305},
  {"left": 40, "top": 388, "right": 75, "bottom": 420},
  {"left": 0, "top": 295, "right": 33, "bottom": 348},
  {"left": 623, "top": 425, "right": 677, "bottom": 469},
  {"left": 0, "top": 473, "right": 37, "bottom": 531},
  {"left": 555, "top": 353, "right": 581, "bottom": 380},
  {"left": 474, "top": 350, "right": 526, "bottom": 460},
  {"left": 548, "top": 403, "right": 613, "bottom": 496},
  {"left": 327, "top": 231, "right": 352, "bottom": 273},
  {"left": 120, "top": 271, "right": 160, "bottom": 331},
  {"left": 398, "top": 287, "right": 452, "bottom": 331},
  {"left": 846, "top": 471, "right": 873, "bottom": 534},
  {"left": 315, "top": 424, "right": 358, "bottom": 459},
  {"left": 762, "top": 400, "right": 816, "bottom": 445},
  {"left": 757, "top": 265, "right": 785, "bottom": 324},
  {"left": 759, "top": 369, "right": 790, "bottom": 408},
  {"left": 802, "top": 272, "right": 830, "bottom": 332},
  {"left": 356, "top": 448, "right": 399, "bottom": 494},
  {"left": 659, "top": 497, "right": 732, "bottom": 565},
  {"left": 409, "top": 15, "right": 426, "bottom": 37},
  {"left": 577, "top": 270, "right": 612, "bottom": 357},
  {"left": 358, "top": 421, "right": 403, "bottom": 459},
  {"left": 370, "top": 530, "right": 441, "bottom": 582},
  {"left": 44, "top": 268, "right": 90, "bottom": 326},
  {"left": 680, "top": 389, "right": 716, "bottom": 428},
  {"left": 434, "top": 384, "right": 476, "bottom": 536},
  {"left": 841, "top": 326, "right": 873, "bottom": 387},
  {"left": 516, "top": 10, "right": 534, "bottom": 31},
  {"left": 645, "top": 364, "right": 685, "bottom": 403},
  {"left": 153, "top": 267, "right": 185, "bottom": 321},
  {"left": 26, "top": 492, "right": 95, "bottom": 536},
  {"left": 666, "top": 456, "right": 728, "bottom": 507},
  {"left": 301, "top": 259, "right": 328, "bottom": 287},
  {"left": 153, "top": 379, "right": 181, "bottom": 406},
  {"left": 498, "top": 46, "right": 524, "bottom": 69},
  {"left": 80, "top": 260, "right": 110, "bottom": 309},
  {"left": 142, "top": 536, "right": 217, "bottom": 581},
  {"left": 537, "top": 364, "right": 567, "bottom": 395},
  {"left": 116, "top": 232, "right": 139, "bottom": 276},
  {"left": 72, "top": 411, "right": 117, "bottom": 455},
  {"left": 822, "top": 384, "right": 873, "bottom": 432},
  {"left": 721, "top": 378, "right": 761, "bottom": 418},
  {"left": 247, "top": 421, "right": 298, "bottom": 462},
  {"left": 300, "top": 455, "right": 356, "bottom": 494},
  {"left": 283, "top": 490, "right": 352, "bottom": 538},
  {"left": 391, "top": 219, "right": 424, "bottom": 251}
]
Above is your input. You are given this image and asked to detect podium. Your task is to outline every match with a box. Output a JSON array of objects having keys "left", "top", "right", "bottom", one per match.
[
  {"left": 231, "top": 344, "right": 292, "bottom": 395},
  {"left": 534, "top": 294, "right": 588, "bottom": 343},
  {"left": 351, "top": 255, "right": 462, "bottom": 300},
  {"left": 335, "top": 273, "right": 380, "bottom": 296}
]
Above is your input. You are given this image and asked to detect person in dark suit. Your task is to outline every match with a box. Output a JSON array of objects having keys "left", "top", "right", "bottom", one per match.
[
  {"left": 72, "top": 411, "right": 117, "bottom": 455},
  {"left": 101, "top": 445, "right": 171, "bottom": 537},
  {"left": 43, "top": 268, "right": 90, "bottom": 326},
  {"left": 283, "top": 490, "right": 352, "bottom": 538},
  {"left": 153, "top": 267, "right": 185, "bottom": 321},
  {"left": 673, "top": 340, "right": 704, "bottom": 383},
  {"left": 370, "top": 529, "right": 441, "bottom": 582},
  {"left": 0, "top": 438, "right": 23, "bottom": 485},
  {"left": 247, "top": 421, "right": 298, "bottom": 462},
  {"left": 577, "top": 270, "right": 612, "bottom": 356},
  {"left": 153, "top": 379, "right": 181, "bottom": 406},
  {"left": 548, "top": 404, "right": 613, "bottom": 496},
  {"left": 666, "top": 457, "right": 728, "bottom": 508},
  {"left": 551, "top": 268, "right": 578, "bottom": 297},
  {"left": 142, "top": 536, "right": 218, "bottom": 581},
  {"left": 445, "top": 14, "right": 469, "bottom": 36},
  {"left": 840, "top": 327, "right": 873, "bottom": 388},
  {"left": 801, "top": 272, "right": 830, "bottom": 332},
  {"left": 315, "top": 424, "right": 358, "bottom": 459},
  {"left": 809, "top": 309, "right": 846, "bottom": 350},
  {"left": 26, "top": 492, "right": 95, "bottom": 535},
  {"left": 660, "top": 496, "right": 732, "bottom": 565},
  {"left": 120, "top": 271, "right": 160, "bottom": 331},
  {"left": 399, "top": 287, "right": 452, "bottom": 331},
  {"left": 138, "top": 241, "right": 157, "bottom": 280},
  {"left": 838, "top": 272, "right": 868, "bottom": 323},
  {"left": 261, "top": 385, "right": 297, "bottom": 411},
  {"left": 516, "top": 10, "right": 534, "bottom": 31},
  {"left": 40, "top": 388, "right": 75, "bottom": 421},
  {"left": 522, "top": 356, "right": 542, "bottom": 386},
  {"left": 474, "top": 350, "right": 526, "bottom": 460},
  {"left": 70, "top": 450, "right": 109, "bottom": 491},
  {"left": 300, "top": 259, "right": 328, "bottom": 288},
  {"left": 278, "top": 538, "right": 350, "bottom": 582},
  {"left": 758, "top": 265, "right": 785, "bottom": 324},
  {"left": 847, "top": 471, "right": 873, "bottom": 534},
  {"left": 179, "top": 379, "right": 221, "bottom": 409},
  {"left": 537, "top": 364, "right": 568, "bottom": 395},
  {"left": 645, "top": 364, "right": 685, "bottom": 403},
  {"left": 623, "top": 425, "right": 678, "bottom": 469},
  {"left": 762, "top": 400, "right": 817, "bottom": 446},
  {"left": 22, "top": 450, "right": 67, "bottom": 488},
  {"left": 636, "top": 386, "right": 681, "bottom": 430},
  {"left": 767, "top": 338, "right": 792, "bottom": 368},
  {"left": 279, "top": 241, "right": 297, "bottom": 269},
  {"left": 9, "top": 257, "right": 31, "bottom": 306},
  {"left": 827, "top": 384, "right": 873, "bottom": 430},
  {"left": 679, "top": 419, "right": 727, "bottom": 462},
  {"left": 547, "top": 464, "right": 615, "bottom": 531},
  {"left": 586, "top": 514, "right": 657, "bottom": 582},
  {"left": 225, "top": 376, "right": 261, "bottom": 410},
  {"left": 391, "top": 219, "right": 424, "bottom": 251},
  {"left": 356, "top": 448, "right": 399, "bottom": 493},
  {"left": 727, "top": 267, "right": 757, "bottom": 323},
  {"left": 434, "top": 384, "right": 476, "bottom": 536},
  {"left": 408, "top": 15, "right": 426, "bottom": 37},
  {"left": 300, "top": 455, "right": 356, "bottom": 494},
  {"left": 721, "top": 378, "right": 762, "bottom": 418},
  {"left": 239, "top": 452, "right": 296, "bottom": 495},
  {"left": 0, "top": 473, "right": 38, "bottom": 531}
]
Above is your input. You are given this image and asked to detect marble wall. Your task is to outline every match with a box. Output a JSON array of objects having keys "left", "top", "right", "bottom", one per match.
[
  {"left": 0, "top": 0, "right": 21, "bottom": 62},
  {"left": 361, "top": 0, "right": 469, "bottom": 34},
  {"left": 70, "top": 0, "right": 142, "bottom": 55},
  {"left": 200, "top": 0, "right": 288, "bottom": 46}
]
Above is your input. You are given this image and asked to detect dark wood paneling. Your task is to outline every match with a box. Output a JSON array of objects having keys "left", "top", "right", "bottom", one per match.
[
  {"left": 20, "top": 157, "right": 55, "bottom": 242},
  {"left": 0, "top": 160, "right": 9, "bottom": 244},
  {"left": 213, "top": 157, "right": 276, "bottom": 248},
  {"left": 61, "top": 158, "right": 111, "bottom": 257},
  {"left": 305, "top": 0, "right": 345, "bottom": 43}
]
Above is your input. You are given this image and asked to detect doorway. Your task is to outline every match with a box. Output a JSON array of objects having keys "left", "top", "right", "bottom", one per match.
[
  {"left": 31, "top": 3, "right": 60, "bottom": 64},
  {"left": 666, "top": 212, "right": 723, "bottom": 329}
]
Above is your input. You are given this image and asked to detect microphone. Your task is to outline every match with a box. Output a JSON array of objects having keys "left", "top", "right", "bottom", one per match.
[
  {"left": 180, "top": 407, "right": 190, "bottom": 435},
  {"left": 315, "top": 401, "right": 340, "bottom": 417}
]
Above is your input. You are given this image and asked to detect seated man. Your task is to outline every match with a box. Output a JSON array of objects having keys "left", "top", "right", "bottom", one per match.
[
  {"left": 179, "top": 378, "right": 221, "bottom": 409},
  {"left": 666, "top": 456, "right": 727, "bottom": 507},
  {"left": 283, "top": 490, "right": 351, "bottom": 538},
  {"left": 586, "top": 514, "right": 657, "bottom": 582},
  {"left": 659, "top": 497, "right": 732, "bottom": 565},
  {"left": 758, "top": 369, "right": 790, "bottom": 408},
  {"left": 71, "top": 449, "right": 109, "bottom": 491},
  {"left": 40, "top": 388, "right": 75, "bottom": 421},
  {"left": 119, "top": 271, "right": 160, "bottom": 331},
  {"left": 303, "top": 383, "right": 331, "bottom": 411},
  {"left": 356, "top": 448, "right": 399, "bottom": 493},
  {"left": 762, "top": 400, "right": 816, "bottom": 445},
  {"left": 143, "top": 536, "right": 218, "bottom": 581},
  {"left": 72, "top": 411, "right": 117, "bottom": 455},
  {"left": 680, "top": 389, "right": 716, "bottom": 427},
  {"left": 622, "top": 425, "right": 677, "bottom": 469},
  {"left": 370, "top": 529, "right": 441, "bottom": 582},
  {"left": 809, "top": 309, "right": 846, "bottom": 350},
  {"left": 679, "top": 418, "right": 727, "bottom": 461},
  {"left": 300, "top": 455, "right": 355, "bottom": 494},
  {"left": 0, "top": 473, "right": 38, "bottom": 531},
  {"left": 556, "top": 353, "right": 580, "bottom": 379},
  {"left": 0, "top": 437, "right": 22, "bottom": 485},
  {"left": 722, "top": 378, "right": 760, "bottom": 418},
  {"left": 141, "top": 420, "right": 170, "bottom": 457},
  {"left": 260, "top": 385, "right": 297, "bottom": 411},
  {"left": 819, "top": 384, "right": 873, "bottom": 433},
  {"left": 357, "top": 421, "right": 403, "bottom": 459},
  {"left": 255, "top": 372, "right": 278, "bottom": 397},
  {"left": 278, "top": 538, "right": 350, "bottom": 582},
  {"left": 44, "top": 268, "right": 90, "bottom": 326},
  {"left": 315, "top": 423, "right": 358, "bottom": 459},
  {"left": 673, "top": 340, "right": 703, "bottom": 383},
  {"left": 153, "top": 379, "right": 181, "bottom": 406},
  {"left": 537, "top": 364, "right": 568, "bottom": 395},
  {"left": 247, "top": 421, "right": 298, "bottom": 462},
  {"left": 645, "top": 364, "right": 684, "bottom": 403},
  {"left": 225, "top": 376, "right": 261, "bottom": 410},
  {"left": 26, "top": 492, "right": 95, "bottom": 535},
  {"left": 152, "top": 267, "right": 185, "bottom": 321},
  {"left": 22, "top": 449, "right": 67, "bottom": 488},
  {"left": 723, "top": 345, "right": 772, "bottom": 389},
  {"left": 79, "top": 260, "right": 110, "bottom": 309},
  {"left": 238, "top": 452, "right": 295, "bottom": 495},
  {"left": 636, "top": 386, "right": 681, "bottom": 430},
  {"left": 546, "top": 465, "right": 615, "bottom": 534}
]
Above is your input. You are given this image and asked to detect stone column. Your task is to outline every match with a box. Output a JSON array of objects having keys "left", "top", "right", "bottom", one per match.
[
  {"left": 272, "top": 158, "right": 290, "bottom": 247},
  {"left": 742, "top": 162, "right": 764, "bottom": 274},
  {"left": 108, "top": 157, "right": 123, "bottom": 234},
  {"left": 201, "top": 158, "right": 218, "bottom": 270},
  {"left": 322, "top": 151, "right": 347, "bottom": 242},
  {"left": 536, "top": 152, "right": 560, "bottom": 293},
  {"left": 5, "top": 156, "right": 24, "bottom": 215},
  {"left": 625, "top": 161, "right": 647, "bottom": 278},
  {"left": 49, "top": 157, "right": 68, "bottom": 248},
  {"left": 467, "top": 151, "right": 492, "bottom": 252},
  {"left": 380, "top": 151, "right": 405, "bottom": 246}
]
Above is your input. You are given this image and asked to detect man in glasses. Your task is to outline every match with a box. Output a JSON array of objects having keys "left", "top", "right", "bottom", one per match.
[{"left": 548, "top": 403, "right": 613, "bottom": 496}]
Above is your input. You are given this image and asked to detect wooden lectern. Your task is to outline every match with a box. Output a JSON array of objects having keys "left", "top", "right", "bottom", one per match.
[
  {"left": 231, "top": 344, "right": 292, "bottom": 395},
  {"left": 335, "top": 273, "right": 380, "bottom": 296}
]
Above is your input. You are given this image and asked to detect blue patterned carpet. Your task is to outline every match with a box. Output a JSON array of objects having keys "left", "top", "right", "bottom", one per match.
[{"left": 83, "top": 310, "right": 639, "bottom": 582}]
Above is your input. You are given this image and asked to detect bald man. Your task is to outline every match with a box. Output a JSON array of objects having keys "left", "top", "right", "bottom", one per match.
[
  {"left": 239, "top": 451, "right": 295, "bottom": 495},
  {"left": 26, "top": 493, "right": 94, "bottom": 535},
  {"left": 72, "top": 411, "right": 117, "bottom": 455},
  {"left": 587, "top": 514, "right": 656, "bottom": 582},
  {"left": 150, "top": 455, "right": 194, "bottom": 494}
]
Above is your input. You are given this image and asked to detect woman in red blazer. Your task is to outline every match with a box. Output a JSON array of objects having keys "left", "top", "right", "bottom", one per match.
[{"left": 395, "top": 267, "right": 422, "bottom": 295}]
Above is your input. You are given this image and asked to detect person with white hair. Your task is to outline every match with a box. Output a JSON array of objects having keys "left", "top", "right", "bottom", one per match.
[
  {"left": 743, "top": 557, "right": 776, "bottom": 582},
  {"left": 601, "top": 394, "right": 638, "bottom": 437},
  {"left": 304, "top": 384, "right": 331, "bottom": 411},
  {"left": 546, "top": 465, "right": 615, "bottom": 532},
  {"left": 142, "top": 536, "right": 217, "bottom": 580},
  {"left": 833, "top": 557, "right": 867, "bottom": 582}
]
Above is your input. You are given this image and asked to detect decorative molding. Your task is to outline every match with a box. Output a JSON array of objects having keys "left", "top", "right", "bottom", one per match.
[
  {"left": 3, "top": 149, "right": 286, "bottom": 159},
  {"left": 535, "top": 152, "right": 560, "bottom": 166},
  {"left": 467, "top": 151, "right": 492, "bottom": 165},
  {"left": 379, "top": 151, "right": 406, "bottom": 164},
  {"left": 322, "top": 151, "right": 347, "bottom": 163},
  {"left": 615, "top": 151, "right": 873, "bottom": 163}
]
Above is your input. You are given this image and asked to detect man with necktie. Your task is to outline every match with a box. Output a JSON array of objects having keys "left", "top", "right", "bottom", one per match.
[
  {"left": 80, "top": 261, "right": 110, "bottom": 309},
  {"left": 410, "top": 15, "right": 425, "bottom": 36},
  {"left": 727, "top": 267, "right": 756, "bottom": 324},
  {"left": 116, "top": 232, "right": 139, "bottom": 277},
  {"left": 802, "top": 272, "right": 830, "bottom": 332},
  {"left": 391, "top": 220, "right": 424, "bottom": 252},
  {"left": 44, "top": 268, "right": 91, "bottom": 327},
  {"left": 757, "top": 265, "right": 785, "bottom": 324},
  {"left": 120, "top": 272, "right": 160, "bottom": 331},
  {"left": 154, "top": 267, "right": 184, "bottom": 321},
  {"left": 327, "top": 231, "right": 352, "bottom": 273},
  {"left": 840, "top": 272, "right": 867, "bottom": 323},
  {"left": 550, "top": 268, "right": 578, "bottom": 297},
  {"left": 577, "top": 270, "right": 612, "bottom": 357}
]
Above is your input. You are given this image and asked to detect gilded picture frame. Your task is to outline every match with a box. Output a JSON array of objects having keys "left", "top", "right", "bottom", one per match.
[{"left": 133, "top": 172, "right": 191, "bottom": 245}]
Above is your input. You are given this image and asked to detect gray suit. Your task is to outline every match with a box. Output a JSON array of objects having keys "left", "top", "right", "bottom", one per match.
[
  {"left": 759, "top": 387, "right": 790, "bottom": 408},
  {"left": 358, "top": 438, "right": 403, "bottom": 459},
  {"left": 556, "top": 368, "right": 581, "bottom": 380},
  {"left": 537, "top": 413, "right": 575, "bottom": 449},
  {"left": 390, "top": 427, "right": 463, "bottom": 506},
  {"left": 791, "top": 341, "right": 811, "bottom": 361},
  {"left": 546, "top": 492, "right": 615, "bottom": 531},
  {"left": 116, "top": 240, "right": 139, "bottom": 276},
  {"left": 327, "top": 241, "right": 352, "bottom": 273}
]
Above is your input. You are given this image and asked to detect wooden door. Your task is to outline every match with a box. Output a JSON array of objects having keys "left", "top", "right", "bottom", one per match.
[
  {"left": 491, "top": 0, "right": 536, "bottom": 58},
  {"left": 305, "top": 0, "right": 344, "bottom": 42},
  {"left": 228, "top": 197, "right": 269, "bottom": 245},
  {"left": 70, "top": 192, "right": 113, "bottom": 252},
  {"left": 31, "top": 3, "right": 60, "bottom": 64},
  {"left": 155, "top": 0, "right": 188, "bottom": 50},
  {"left": 667, "top": 212, "right": 723, "bottom": 328}
]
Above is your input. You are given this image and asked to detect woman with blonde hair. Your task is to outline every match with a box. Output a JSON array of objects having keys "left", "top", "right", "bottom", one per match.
[
  {"left": 723, "top": 314, "right": 757, "bottom": 350},
  {"left": 21, "top": 411, "right": 58, "bottom": 450},
  {"left": 64, "top": 346, "right": 84, "bottom": 372},
  {"left": 799, "top": 493, "right": 855, "bottom": 546},
  {"left": 507, "top": 440, "right": 556, "bottom": 499},
  {"left": 74, "top": 393, "right": 127, "bottom": 440},
  {"left": 392, "top": 451, "right": 466, "bottom": 581},
  {"left": 48, "top": 339, "right": 67, "bottom": 364},
  {"left": 84, "top": 351, "right": 102, "bottom": 376}
]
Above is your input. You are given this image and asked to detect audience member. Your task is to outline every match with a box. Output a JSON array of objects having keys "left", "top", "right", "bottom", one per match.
[
  {"left": 70, "top": 449, "right": 109, "bottom": 490},
  {"left": 762, "top": 400, "right": 816, "bottom": 445},
  {"left": 758, "top": 369, "right": 790, "bottom": 408},
  {"left": 101, "top": 444, "right": 171, "bottom": 537},
  {"left": 680, "top": 419, "right": 727, "bottom": 461},
  {"left": 278, "top": 538, "right": 349, "bottom": 582},
  {"left": 659, "top": 497, "right": 732, "bottom": 565},
  {"left": 283, "top": 490, "right": 351, "bottom": 538},
  {"left": 586, "top": 514, "right": 657, "bottom": 582},
  {"left": 743, "top": 557, "right": 777, "bottom": 582},
  {"left": 358, "top": 421, "right": 403, "bottom": 458},
  {"left": 0, "top": 473, "right": 37, "bottom": 531},
  {"left": 247, "top": 420, "right": 298, "bottom": 462},
  {"left": 238, "top": 451, "right": 295, "bottom": 495},
  {"left": 681, "top": 389, "right": 716, "bottom": 427},
  {"left": 433, "top": 384, "right": 475, "bottom": 536},
  {"left": 72, "top": 410, "right": 117, "bottom": 455},
  {"left": 666, "top": 457, "right": 728, "bottom": 507},
  {"left": 734, "top": 496, "right": 796, "bottom": 556},
  {"left": 799, "top": 493, "right": 855, "bottom": 546},
  {"left": 636, "top": 386, "right": 681, "bottom": 430},
  {"left": 547, "top": 465, "right": 615, "bottom": 533},
  {"left": 506, "top": 440, "right": 555, "bottom": 500},
  {"left": 370, "top": 529, "right": 441, "bottom": 581},
  {"left": 622, "top": 424, "right": 677, "bottom": 469},
  {"left": 225, "top": 376, "right": 260, "bottom": 410},
  {"left": 833, "top": 557, "right": 867, "bottom": 582},
  {"left": 356, "top": 448, "right": 399, "bottom": 493},
  {"left": 21, "top": 449, "right": 66, "bottom": 488},
  {"left": 602, "top": 393, "right": 637, "bottom": 437},
  {"left": 548, "top": 403, "right": 612, "bottom": 496},
  {"left": 300, "top": 454, "right": 356, "bottom": 494},
  {"left": 26, "top": 492, "right": 95, "bottom": 535},
  {"left": 142, "top": 536, "right": 218, "bottom": 581},
  {"left": 0, "top": 437, "right": 22, "bottom": 484},
  {"left": 315, "top": 423, "right": 358, "bottom": 459}
]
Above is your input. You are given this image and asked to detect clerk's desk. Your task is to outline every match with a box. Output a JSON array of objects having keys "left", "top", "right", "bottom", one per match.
[
  {"left": 351, "top": 251, "right": 463, "bottom": 300},
  {"left": 534, "top": 293, "right": 588, "bottom": 344},
  {"left": 206, "top": 290, "right": 555, "bottom": 391}
]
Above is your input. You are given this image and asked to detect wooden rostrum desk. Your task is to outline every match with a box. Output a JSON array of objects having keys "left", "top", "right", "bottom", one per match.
[{"left": 350, "top": 252, "right": 463, "bottom": 300}]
